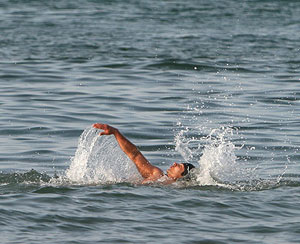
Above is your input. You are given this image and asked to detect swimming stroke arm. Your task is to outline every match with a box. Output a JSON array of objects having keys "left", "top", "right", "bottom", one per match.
[{"left": 93, "top": 123, "right": 164, "bottom": 181}]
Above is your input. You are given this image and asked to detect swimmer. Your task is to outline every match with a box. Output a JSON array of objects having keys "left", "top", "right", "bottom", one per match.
[{"left": 93, "top": 123, "right": 195, "bottom": 184}]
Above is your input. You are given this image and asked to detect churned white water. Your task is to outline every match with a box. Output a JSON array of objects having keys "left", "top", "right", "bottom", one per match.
[
  {"left": 175, "top": 126, "right": 242, "bottom": 186},
  {"left": 66, "top": 127, "right": 141, "bottom": 184}
]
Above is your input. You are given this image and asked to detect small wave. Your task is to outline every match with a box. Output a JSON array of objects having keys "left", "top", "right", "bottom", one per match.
[
  {"left": 145, "top": 59, "right": 218, "bottom": 72},
  {"left": 173, "top": 177, "right": 300, "bottom": 192},
  {"left": 0, "top": 169, "right": 51, "bottom": 185},
  {"left": 33, "top": 186, "right": 76, "bottom": 194},
  {"left": 220, "top": 178, "right": 300, "bottom": 192}
]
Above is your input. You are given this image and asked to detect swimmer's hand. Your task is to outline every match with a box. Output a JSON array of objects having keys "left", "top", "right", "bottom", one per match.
[{"left": 93, "top": 123, "right": 118, "bottom": 136}]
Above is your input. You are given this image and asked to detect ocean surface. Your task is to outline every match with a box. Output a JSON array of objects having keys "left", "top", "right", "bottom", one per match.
[{"left": 1, "top": 0, "right": 300, "bottom": 243}]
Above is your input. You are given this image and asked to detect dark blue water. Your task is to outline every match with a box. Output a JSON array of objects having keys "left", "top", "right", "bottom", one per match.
[{"left": 1, "top": 0, "right": 300, "bottom": 243}]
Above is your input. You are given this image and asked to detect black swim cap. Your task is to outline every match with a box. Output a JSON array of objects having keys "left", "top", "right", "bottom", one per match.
[{"left": 181, "top": 163, "right": 195, "bottom": 176}]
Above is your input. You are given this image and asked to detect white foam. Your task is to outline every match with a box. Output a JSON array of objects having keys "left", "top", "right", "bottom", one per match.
[
  {"left": 65, "top": 127, "right": 141, "bottom": 184},
  {"left": 175, "top": 126, "right": 242, "bottom": 187}
]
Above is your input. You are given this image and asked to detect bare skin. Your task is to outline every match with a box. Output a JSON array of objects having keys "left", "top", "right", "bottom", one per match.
[{"left": 93, "top": 123, "right": 186, "bottom": 184}]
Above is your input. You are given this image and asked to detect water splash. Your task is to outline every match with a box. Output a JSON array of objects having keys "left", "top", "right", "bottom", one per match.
[
  {"left": 175, "top": 126, "right": 241, "bottom": 187},
  {"left": 174, "top": 125, "right": 299, "bottom": 191},
  {"left": 196, "top": 128, "right": 240, "bottom": 186},
  {"left": 65, "top": 127, "right": 141, "bottom": 184}
]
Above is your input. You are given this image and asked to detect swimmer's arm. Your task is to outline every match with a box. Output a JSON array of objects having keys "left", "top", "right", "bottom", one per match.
[{"left": 93, "top": 123, "right": 164, "bottom": 180}]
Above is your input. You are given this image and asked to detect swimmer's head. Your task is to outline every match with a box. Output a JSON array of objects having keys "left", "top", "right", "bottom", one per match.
[
  {"left": 181, "top": 163, "right": 195, "bottom": 177},
  {"left": 166, "top": 162, "right": 195, "bottom": 180}
]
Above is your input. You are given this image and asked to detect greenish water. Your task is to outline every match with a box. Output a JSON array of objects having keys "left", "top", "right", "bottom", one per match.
[{"left": 0, "top": 0, "right": 300, "bottom": 243}]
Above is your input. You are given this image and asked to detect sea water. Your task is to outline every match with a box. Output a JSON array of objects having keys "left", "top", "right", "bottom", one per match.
[{"left": 1, "top": 0, "right": 300, "bottom": 243}]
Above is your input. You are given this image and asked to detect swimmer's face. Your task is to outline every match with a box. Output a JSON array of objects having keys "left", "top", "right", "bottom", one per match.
[{"left": 166, "top": 162, "right": 185, "bottom": 179}]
